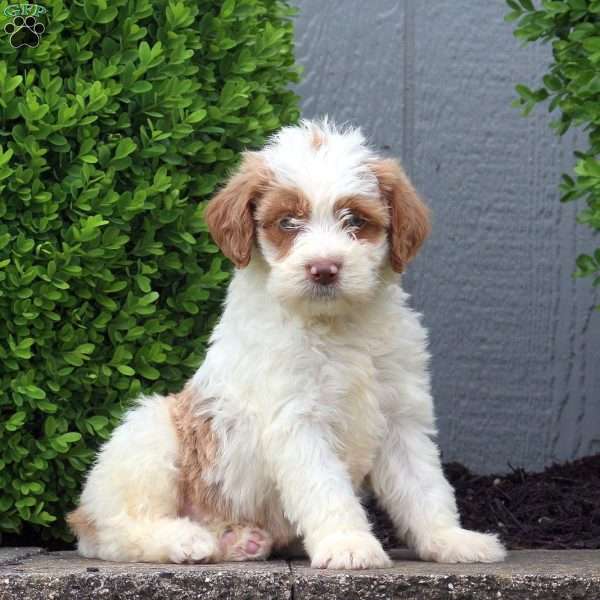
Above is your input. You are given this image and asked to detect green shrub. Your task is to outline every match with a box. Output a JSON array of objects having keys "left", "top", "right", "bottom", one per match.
[
  {"left": 0, "top": 0, "right": 299, "bottom": 541},
  {"left": 507, "top": 0, "right": 600, "bottom": 307}
]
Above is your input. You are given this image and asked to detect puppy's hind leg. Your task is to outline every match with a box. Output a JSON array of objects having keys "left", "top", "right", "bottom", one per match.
[{"left": 70, "top": 394, "right": 220, "bottom": 564}]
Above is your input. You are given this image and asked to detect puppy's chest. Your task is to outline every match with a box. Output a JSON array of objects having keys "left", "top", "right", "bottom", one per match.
[{"left": 308, "top": 332, "right": 387, "bottom": 484}]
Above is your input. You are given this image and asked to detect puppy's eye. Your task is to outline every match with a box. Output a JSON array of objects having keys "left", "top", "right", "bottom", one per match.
[
  {"left": 345, "top": 213, "right": 366, "bottom": 229},
  {"left": 278, "top": 216, "right": 301, "bottom": 231}
]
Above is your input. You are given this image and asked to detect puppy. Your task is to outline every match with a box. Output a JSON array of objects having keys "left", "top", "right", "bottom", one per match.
[{"left": 68, "top": 119, "right": 506, "bottom": 568}]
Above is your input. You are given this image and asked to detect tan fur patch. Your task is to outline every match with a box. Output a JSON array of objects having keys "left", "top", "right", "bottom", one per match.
[
  {"left": 256, "top": 186, "right": 311, "bottom": 259},
  {"left": 334, "top": 195, "right": 390, "bottom": 244},
  {"left": 66, "top": 507, "right": 97, "bottom": 542},
  {"left": 170, "top": 387, "right": 230, "bottom": 524},
  {"left": 370, "top": 159, "right": 430, "bottom": 272},
  {"left": 204, "top": 153, "right": 272, "bottom": 268}
]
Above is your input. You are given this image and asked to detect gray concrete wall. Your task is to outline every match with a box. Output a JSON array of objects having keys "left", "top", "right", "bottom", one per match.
[{"left": 293, "top": 1, "right": 600, "bottom": 473}]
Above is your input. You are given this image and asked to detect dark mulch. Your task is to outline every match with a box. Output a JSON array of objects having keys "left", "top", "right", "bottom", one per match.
[{"left": 369, "top": 454, "right": 600, "bottom": 550}]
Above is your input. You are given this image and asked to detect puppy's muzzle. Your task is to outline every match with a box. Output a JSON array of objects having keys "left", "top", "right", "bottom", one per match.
[{"left": 306, "top": 260, "right": 342, "bottom": 286}]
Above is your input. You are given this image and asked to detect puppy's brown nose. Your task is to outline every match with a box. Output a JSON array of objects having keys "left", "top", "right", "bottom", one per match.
[{"left": 306, "top": 260, "right": 341, "bottom": 285}]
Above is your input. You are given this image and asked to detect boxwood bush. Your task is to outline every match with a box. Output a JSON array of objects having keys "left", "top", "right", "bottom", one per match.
[
  {"left": 507, "top": 0, "right": 600, "bottom": 307},
  {"left": 0, "top": 0, "right": 299, "bottom": 541}
]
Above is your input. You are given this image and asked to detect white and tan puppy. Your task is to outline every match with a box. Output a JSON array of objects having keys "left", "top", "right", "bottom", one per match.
[{"left": 68, "top": 119, "right": 505, "bottom": 568}]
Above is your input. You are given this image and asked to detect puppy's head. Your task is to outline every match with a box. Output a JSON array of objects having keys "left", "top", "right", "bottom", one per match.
[{"left": 205, "top": 120, "right": 429, "bottom": 315}]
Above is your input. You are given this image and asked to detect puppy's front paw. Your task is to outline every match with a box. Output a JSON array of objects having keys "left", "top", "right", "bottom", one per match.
[
  {"left": 311, "top": 531, "right": 391, "bottom": 570},
  {"left": 168, "top": 528, "right": 218, "bottom": 564},
  {"left": 417, "top": 528, "right": 506, "bottom": 563}
]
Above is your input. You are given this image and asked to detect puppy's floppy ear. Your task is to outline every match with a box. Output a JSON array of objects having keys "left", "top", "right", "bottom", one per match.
[
  {"left": 204, "top": 152, "right": 270, "bottom": 268},
  {"left": 371, "top": 158, "right": 430, "bottom": 273}
]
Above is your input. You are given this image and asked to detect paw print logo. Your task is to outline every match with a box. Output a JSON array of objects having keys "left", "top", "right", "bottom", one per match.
[{"left": 4, "top": 15, "right": 45, "bottom": 48}]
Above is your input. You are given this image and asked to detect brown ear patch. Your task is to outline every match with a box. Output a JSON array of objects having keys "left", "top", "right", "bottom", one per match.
[
  {"left": 256, "top": 186, "right": 311, "bottom": 259},
  {"left": 370, "top": 159, "right": 430, "bottom": 272},
  {"left": 204, "top": 153, "right": 272, "bottom": 268}
]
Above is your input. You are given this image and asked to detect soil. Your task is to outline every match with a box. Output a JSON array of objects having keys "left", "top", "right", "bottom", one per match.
[{"left": 369, "top": 454, "right": 600, "bottom": 550}]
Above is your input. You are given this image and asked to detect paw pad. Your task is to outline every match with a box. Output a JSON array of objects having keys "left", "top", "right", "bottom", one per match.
[
  {"left": 219, "top": 525, "right": 272, "bottom": 561},
  {"left": 5, "top": 15, "right": 45, "bottom": 48}
]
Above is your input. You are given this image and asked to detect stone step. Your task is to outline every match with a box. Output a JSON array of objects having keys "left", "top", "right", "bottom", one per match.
[{"left": 1, "top": 547, "right": 598, "bottom": 599}]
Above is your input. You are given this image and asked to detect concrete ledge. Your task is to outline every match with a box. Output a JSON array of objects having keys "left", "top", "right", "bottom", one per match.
[
  {"left": 0, "top": 550, "right": 291, "bottom": 599},
  {"left": 0, "top": 547, "right": 45, "bottom": 567},
  {"left": 1, "top": 548, "right": 598, "bottom": 599},
  {"left": 293, "top": 549, "right": 600, "bottom": 600}
]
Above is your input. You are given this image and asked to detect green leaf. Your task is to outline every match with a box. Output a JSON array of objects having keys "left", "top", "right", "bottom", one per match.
[
  {"left": 139, "top": 41, "right": 151, "bottom": 64},
  {"left": 56, "top": 432, "right": 82, "bottom": 444},
  {"left": 113, "top": 138, "right": 137, "bottom": 161},
  {"left": 583, "top": 37, "right": 600, "bottom": 53},
  {"left": 135, "top": 274, "right": 151, "bottom": 293},
  {"left": 24, "top": 385, "right": 46, "bottom": 400},
  {"left": 221, "top": 0, "right": 236, "bottom": 18},
  {"left": 0, "top": 147, "right": 14, "bottom": 167},
  {"left": 187, "top": 109, "right": 207, "bottom": 124},
  {"left": 130, "top": 81, "right": 153, "bottom": 94},
  {"left": 136, "top": 362, "right": 160, "bottom": 380},
  {"left": 76, "top": 343, "right": 95, "bottom": 355},
  {"left": 86, "top": 416, "right": 109, "bottom": 431},
  {"left": 37, "top": 400, "right": 58, "bottom": 413},
  {"left": 5, "top": 411, "right": 27, "bottom": 431},
  {"left": 518, "top": 0, "right": 535, "bottom": 10}
]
